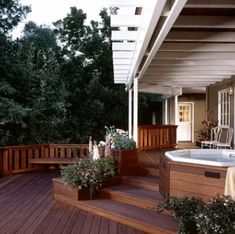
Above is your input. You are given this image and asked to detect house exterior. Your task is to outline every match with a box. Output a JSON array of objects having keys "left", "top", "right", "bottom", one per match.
[{"left": 110, "top": 0, "right": 235, "bottom": 148}]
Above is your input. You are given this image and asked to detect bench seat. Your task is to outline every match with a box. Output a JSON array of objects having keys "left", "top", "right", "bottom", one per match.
[{"left": 29, "top": 158, "right": 80, "bottom": 165}]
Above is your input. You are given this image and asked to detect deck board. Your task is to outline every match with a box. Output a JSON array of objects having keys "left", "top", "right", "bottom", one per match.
[{"left": 0, "top": 173, "right": 146, "bottom": 234}]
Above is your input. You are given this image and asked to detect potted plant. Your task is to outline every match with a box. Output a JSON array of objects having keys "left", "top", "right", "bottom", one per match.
[
  {"left": 104, "top": 126, "right": 139, "bottom": 176},
  {"left": 53, "top": 157, "right": 116, "bottom": 201},
  {"left": 196, "top": 119, "right": 218, "bottom": 147}
]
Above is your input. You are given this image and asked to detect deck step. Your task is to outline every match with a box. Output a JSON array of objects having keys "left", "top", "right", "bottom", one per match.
[
  {"left": 55, "top": 195, "right": 177, "bottom": 234},
  {"left": 99, "top": 184, "right": 163, "bottom": 209},
  {"left": 121, "top": 175, "right": 159, "bottom": 191},
  {"left": 145, "top": 166, "right": 159, "bottom": 176}
]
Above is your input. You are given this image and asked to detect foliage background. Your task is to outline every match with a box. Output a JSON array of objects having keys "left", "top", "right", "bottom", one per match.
[{"left": 0, "top": 1, "right": 128, "bottom": 145}]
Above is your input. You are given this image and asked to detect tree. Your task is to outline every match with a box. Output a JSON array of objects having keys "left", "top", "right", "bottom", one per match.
[
  {"left": 0, "top": 0, "right": 31, "bottom": 145},
  {"left": 55, "top": 7, "right": 128, "bottom": 142},
  {"left": 0, "top": 21, "right": 67, "bottom": 145},
  {"left": 0, "top": 0, "right": 30, "bottom": 34}
]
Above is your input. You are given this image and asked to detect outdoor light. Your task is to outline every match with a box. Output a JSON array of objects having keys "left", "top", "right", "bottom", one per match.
[{"left": 229, "top": 86, "right": 234, "bottom": 96}]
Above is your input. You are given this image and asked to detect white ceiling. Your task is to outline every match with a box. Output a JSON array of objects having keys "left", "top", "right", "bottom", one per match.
[{"left": 110, "top": 0, "right": 235, "bottom": 95}]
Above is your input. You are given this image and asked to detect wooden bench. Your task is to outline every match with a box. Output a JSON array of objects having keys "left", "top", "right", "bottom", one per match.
[
  {"left": 29, "top": 158, "right": 80, "bottom": 170},
  {"left": 29, "top": 158, "right": 80, "bottom": 164}
]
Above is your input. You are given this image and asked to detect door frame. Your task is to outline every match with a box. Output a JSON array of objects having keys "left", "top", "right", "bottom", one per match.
[{"left": 178, "top": 102, "right": 194, "bottom": 143}]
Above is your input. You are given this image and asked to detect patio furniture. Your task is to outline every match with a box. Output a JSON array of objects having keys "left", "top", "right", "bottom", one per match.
[
  {"left": 201, "top": 127, "right": 222, "bottom": 149},
  {"left": 213, "top": 127, "right": 234, "bottom": 149}
]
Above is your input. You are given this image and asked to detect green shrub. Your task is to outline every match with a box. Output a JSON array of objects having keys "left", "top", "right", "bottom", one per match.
[
  {"left": 61, "top": 157, "right": 116, "bottom": 192},
  {"left": 159, "top": 196, "right": 203, "bottom": 234},
  {"left": 195, "top": 195, "right": 235, "bottom": 234},
  {"left": 159, "top": 195, "right": 235, "bottom": 234}
]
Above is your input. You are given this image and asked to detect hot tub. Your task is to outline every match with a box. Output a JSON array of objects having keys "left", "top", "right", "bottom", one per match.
[
  {"left": 165, "top": 149, "right": 235, "bottom": 167},
  {"left": 160, "top": 149, "right": 233, "bottom": 201}
]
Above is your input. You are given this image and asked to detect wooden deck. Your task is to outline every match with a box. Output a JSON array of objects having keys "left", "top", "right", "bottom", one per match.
[{"left": 0, "top": 173, "right": 147, "bottom": 234}]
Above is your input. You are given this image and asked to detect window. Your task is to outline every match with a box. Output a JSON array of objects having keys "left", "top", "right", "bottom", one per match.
[{"left": 218, "top": 88, "right": 230, "bottom": 127}]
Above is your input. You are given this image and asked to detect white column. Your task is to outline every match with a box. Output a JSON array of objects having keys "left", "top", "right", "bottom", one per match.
[
  {"left": 133, "top": 78, "right": 138, "bottom": 147},
  {"left": 174, "top": 95, "right": 178, "bottom": 125},
  {"left": 233, "top": 84, "right": 235, "bottom": 149},
  {"left": 174, "top": 95, "right": 179, "bottom": 143},
  {"left": 164, "top": 99, "right": 168, "bottom": 124},
  {"left": 128, "top": 88, "right": 133, "bottom": 138},
  {"left": 152, "top": 112, "right": 156, "bottom": 125}
]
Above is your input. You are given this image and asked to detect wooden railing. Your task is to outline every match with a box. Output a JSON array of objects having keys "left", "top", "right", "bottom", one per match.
[
  {"left": 0, "top": 144, "right": 89, "bottom": 176},
  {"left": 138, "top": 125, "right": 177, "bottom": 150}
]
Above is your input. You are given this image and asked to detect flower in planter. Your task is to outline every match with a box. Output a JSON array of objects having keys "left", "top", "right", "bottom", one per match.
[
  {"left": 104, "top": 126, "right": 136, "bottom": 152},
  {"left": 89, "top": 137, "right": 100, "bottom": 160},
  {"left": 60, "top": 157, "right": 116, "bottom": 198}
]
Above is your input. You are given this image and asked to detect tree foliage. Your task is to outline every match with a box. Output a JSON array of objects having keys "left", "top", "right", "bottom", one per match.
[
  {"left": 0, "top": 5, "right": 128, "bottom": 145},
  {"left": 0, "top": 0, "right": 30, "bottom": 34}
]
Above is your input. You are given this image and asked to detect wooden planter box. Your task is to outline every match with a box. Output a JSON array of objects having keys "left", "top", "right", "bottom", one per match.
[
  {"left": 53, "top": 176, "right": 121, "bottom": 202},
  {"left": 112, "top": 149, "right": 139, "bottom": 176},
  {"left": 53, "top": 178, "right": 92, "bottom": 201}
]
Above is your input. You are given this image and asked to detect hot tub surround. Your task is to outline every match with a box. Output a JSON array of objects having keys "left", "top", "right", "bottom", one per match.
[{"left": 160, "top": 149, "right": 231, "bottom": 202}]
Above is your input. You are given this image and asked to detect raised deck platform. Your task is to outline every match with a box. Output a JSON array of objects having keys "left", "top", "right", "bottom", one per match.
[{"left": 0, "top": 173, "right": 147, "bottom": 234}]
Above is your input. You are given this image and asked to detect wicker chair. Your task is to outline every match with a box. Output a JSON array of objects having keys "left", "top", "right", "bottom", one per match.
[
  {"left": 213, "top": 127, "right": 234, "bottom": 149},
  {"left": 201, "top": 127, "right": 222, "bottom": 149}
]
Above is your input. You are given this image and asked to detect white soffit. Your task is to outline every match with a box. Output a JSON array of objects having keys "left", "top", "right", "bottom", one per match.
[
  {"left": 110, "top": 0, "right": 235, "bottom": 95},
  {"left": 110, "top": 0, "right": 167, "bottom": 86}
]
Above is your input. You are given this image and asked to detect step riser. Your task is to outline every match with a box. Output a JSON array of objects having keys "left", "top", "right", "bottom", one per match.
[
  {"left": 55, "top": 194, "right": 174, "bottom": 234},
  {"left": 99, "top": 190, "right": 157, "bottom": 209},
  {"left": 121, "top": 178, "right": 159, "bottom": 192},
  {"left": 146, "top": 168, "right": 159, "bottom": 176}
]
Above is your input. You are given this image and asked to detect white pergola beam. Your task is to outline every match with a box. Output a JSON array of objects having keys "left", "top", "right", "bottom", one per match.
[
  {"left": 155, "top": 52, "right": 235, "bottom": 60},
  {"left": 138, "top": 85, "right": 182, "bottom": 95},
  {"left": 114, "top": 65, "right": 131, "bottom": 70},
  {"left": 174, "top": 16, "right": 235, "bottom": 29},
  {"left": 110, "top": 0, "right": 144, "bottom": 7},
  {"left": 159, "top": 42, "right": 235, "bottom": 52},
  {"left": 113, "top": 51, "right": 133, "bottom": 59},
  {"left": 143, "top": 74, "right": 230, "bottom": 79},
  {"left": 129, "top": 0, "right": 166, "bottom": 85},
  {"left": 185, "top": 0, "right": 235, "bottom": 8},
  {"left": 113, "top": 59, "right": 131, "bottom": 65},
  {"left": 151, "top": 59, "right": 235, "bottom": 66},
  {"left": 144, "top": 71, "right": 235, "bottom": 75},
  {"left": 138, "top": 0, "right": 188, "bottom": 80},
  {"left": 112, "top": 42, "right": 135, "bottom": 51},
  {"left": 147, "top": 66, "right": 235, "bottom": 71},
  {"left": 111, "top": 15, "right": 141, "bottom": 27},
  {"left": 144, "top": 78, "right": 224, "bottom": 82},
  {"left": 111, "top": 31, "right": 138, "bottom": 41},
  {"left": 166, "top": 31, "right": 235, "bottom": 43}
]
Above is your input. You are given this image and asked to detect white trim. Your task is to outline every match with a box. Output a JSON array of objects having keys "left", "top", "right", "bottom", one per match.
[
  {"left": 128, "top": 89, "right": 133, "bottom": 138},
  {"left": 174, "top": 95, "right": 178, "bottom": 125},
  {"left": 138, "top": 0, "right": 187, "bottom": 81},
  {"left": 218, "top": 88, "right": 230, "bottom": 127},
  {"left": 164, "top": 99, "right": 168, "bottom": 124},
  {"left": 133, "top": 78, "right": 138, "bottom": 146},
  {"left": 178, "top": 102, "right": 195, "bottom": 142}
]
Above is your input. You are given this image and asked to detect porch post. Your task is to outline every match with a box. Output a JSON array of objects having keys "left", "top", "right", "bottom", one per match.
[
  {"left": 133, "top": 78, "right": 138, "bottom": 147},
  {"left": 128, "top": 88, "right": 133, "bottom": 138},
  {"left": 174, "top": 95, "right": 178, "bottom": 142},
  {"left": 174, "top": 95, "right": 178, "bottom": 125},
  {"left": 164, "top": 99, "right": 168, "bottom": 124}
]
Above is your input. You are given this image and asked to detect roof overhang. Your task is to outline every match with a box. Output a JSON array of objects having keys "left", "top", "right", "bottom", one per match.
[{"left": 110, "top": 0, "right": 235, "bottom": 95}]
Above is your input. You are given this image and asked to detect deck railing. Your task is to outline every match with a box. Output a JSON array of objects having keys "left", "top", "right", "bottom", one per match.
[
  {"left": 138, "top": 125, "right": 177, "bottom": 150},
  {"left": 0, "top": 144, "right": 89, "bottom": 176}
]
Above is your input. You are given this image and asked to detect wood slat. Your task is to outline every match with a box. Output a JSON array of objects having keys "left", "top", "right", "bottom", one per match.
[{"left": 0, "top": 173, "right": 144, "bottom": 233}]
